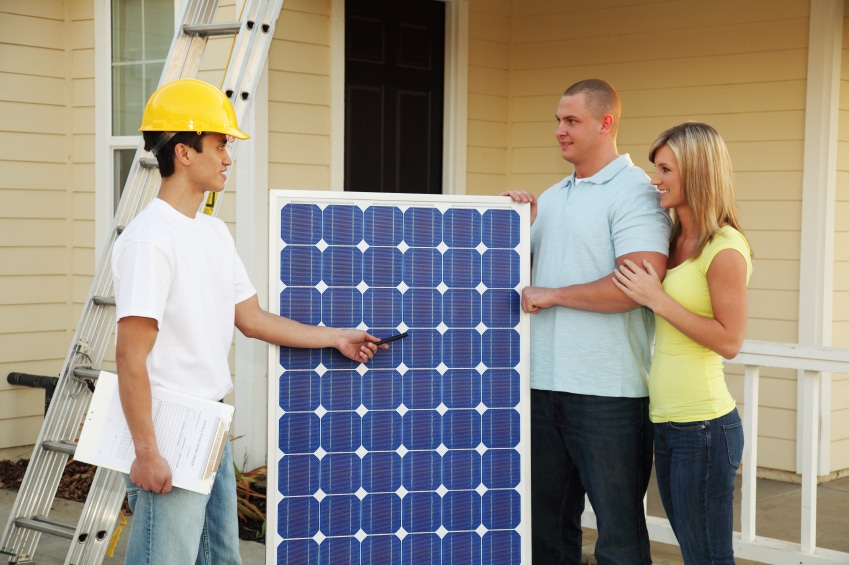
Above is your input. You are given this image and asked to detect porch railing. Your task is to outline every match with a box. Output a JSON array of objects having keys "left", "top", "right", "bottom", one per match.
[{"left": 581, "top": 339, "right": 849, "bottom": 564}]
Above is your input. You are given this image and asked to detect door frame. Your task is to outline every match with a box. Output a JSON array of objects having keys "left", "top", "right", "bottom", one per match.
[{"left": 330, "top": 0, "right": 469, "bottom": 195}]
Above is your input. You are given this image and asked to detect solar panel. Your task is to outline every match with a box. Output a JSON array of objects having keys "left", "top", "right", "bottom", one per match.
[{"left": 268, "top": 190, "right": 531, "bottom": 564}]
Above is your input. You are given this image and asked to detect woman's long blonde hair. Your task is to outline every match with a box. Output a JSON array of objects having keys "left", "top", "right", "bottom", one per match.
[{"left": 649, "top": 121, "right": 748, "bottom": 259}]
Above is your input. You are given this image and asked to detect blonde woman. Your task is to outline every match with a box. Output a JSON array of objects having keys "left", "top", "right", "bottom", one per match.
[{"left": 613, "top": 122, "right": 752, "bottom": 564}]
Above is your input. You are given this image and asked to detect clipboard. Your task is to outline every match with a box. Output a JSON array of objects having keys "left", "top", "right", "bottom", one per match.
[{"left": 75, "top": 371, "right": 235, "bottom": 495}]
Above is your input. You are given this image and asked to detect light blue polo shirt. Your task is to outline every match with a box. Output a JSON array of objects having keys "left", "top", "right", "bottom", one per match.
[{"left": 530, "top": 154, "right": 671, "bottom": 397}]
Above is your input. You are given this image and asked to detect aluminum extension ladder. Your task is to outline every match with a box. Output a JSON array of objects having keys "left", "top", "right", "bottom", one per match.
[{"left": 0, "top": 0, "right": 283, "bottom": 563}]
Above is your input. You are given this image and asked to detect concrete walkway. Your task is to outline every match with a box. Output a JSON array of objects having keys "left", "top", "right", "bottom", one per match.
[
  {"left": 582, "top": 470, "right": 849, "bottom": 564},
  {"left": 0, "top": 488, "right": 265, "bottom": 564},
  {"left": 1, "top": 471, "right": 848, "bottom": 564}
]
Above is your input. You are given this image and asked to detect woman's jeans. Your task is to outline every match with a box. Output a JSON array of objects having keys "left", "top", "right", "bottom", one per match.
[
  {"left": 123, "top": 440, "right": 242, "bottom": 565},
  {"left": 654, "top": 408, "right": 744, "bottom": 565},
  {"left": 531, "top": 389, "right": 653, "bottom": 565}
]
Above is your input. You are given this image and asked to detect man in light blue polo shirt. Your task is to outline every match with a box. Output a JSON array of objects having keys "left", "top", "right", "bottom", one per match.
[{"left": 505, "top": 79, "right": 671, "bottom": 564}]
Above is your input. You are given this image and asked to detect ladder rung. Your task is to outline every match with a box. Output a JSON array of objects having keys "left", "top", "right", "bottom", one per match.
[
  {"left": 139, "top": 157, "right": 158, "bottom": 169},
  {"left": 72, "top": 368, "right": 100, "bottom": 381},
  {"left": 183, "top": 21, "right": 242, "bottom": 36},
  {"left": 91, "top": 296, "right": 115, "bottom": 307},
  {"left": 41, "top": 441, "right": 77, "bottom": 456},
  {"left": 14, "top": 517, "right": 75, "bottom": 540}
]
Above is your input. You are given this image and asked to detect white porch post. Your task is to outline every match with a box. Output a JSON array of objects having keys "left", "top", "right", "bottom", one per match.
[
  {"left": 796, "top": 0, "right": 842, "bottom": 476},
  {"left": 234, "top": 63, "right": 270, "bottom": 470}
]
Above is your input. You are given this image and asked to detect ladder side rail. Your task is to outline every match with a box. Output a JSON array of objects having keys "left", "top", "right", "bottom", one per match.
[{"left": 206, "top": 0, "right": 285, "bottom": 217}]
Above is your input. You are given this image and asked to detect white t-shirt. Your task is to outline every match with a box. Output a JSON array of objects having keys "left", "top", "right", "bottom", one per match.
[{"left": 112, "top": 198, "right": 256, "bottom": 401}]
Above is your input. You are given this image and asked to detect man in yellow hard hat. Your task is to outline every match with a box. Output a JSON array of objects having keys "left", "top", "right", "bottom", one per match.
[{"left": 112, "top": 78, "right": 387, "bottom": 564}]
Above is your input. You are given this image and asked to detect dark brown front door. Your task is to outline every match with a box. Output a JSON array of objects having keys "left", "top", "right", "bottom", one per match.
[{"left": 345, "top": 0, "right": 445, "bottom": 194}]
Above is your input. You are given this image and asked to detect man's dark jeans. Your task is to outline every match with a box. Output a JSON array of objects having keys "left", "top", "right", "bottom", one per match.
[{"left": 531, "top": 389, "right": 653, "bottom": 565}]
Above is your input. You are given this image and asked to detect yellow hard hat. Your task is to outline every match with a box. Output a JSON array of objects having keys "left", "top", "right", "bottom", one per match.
[{"left": 139, "top": 78, "right": 250, "bottom": 139}]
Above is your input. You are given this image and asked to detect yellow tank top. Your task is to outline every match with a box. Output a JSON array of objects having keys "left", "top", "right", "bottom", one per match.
[{"left": 649, "top": 226, "right": 752, "bottom": 423}]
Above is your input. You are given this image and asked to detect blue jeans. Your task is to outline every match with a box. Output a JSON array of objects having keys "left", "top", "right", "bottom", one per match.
[
  {"left": 124, "top": 440, "right": 242, "bottom": 565},
  {"left": 654, "top": 408, "right": 743, "bottom": 565},
  {"left": 531, "top": 389, "right": 653, "bottom": 565}
]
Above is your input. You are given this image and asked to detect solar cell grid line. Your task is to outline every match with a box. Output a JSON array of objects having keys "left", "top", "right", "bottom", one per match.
[{"left": 268, "top": 190, "right": 531, "bottom": 565}]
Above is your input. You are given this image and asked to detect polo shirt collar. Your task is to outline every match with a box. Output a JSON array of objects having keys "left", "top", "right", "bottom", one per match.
[{"left": 563, "top": 154, "right": 634, "bottom": 188}]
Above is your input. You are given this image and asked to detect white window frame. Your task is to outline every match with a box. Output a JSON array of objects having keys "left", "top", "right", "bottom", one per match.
[{"left": 94, "top": 0, "right": 184, "bottom": 259}]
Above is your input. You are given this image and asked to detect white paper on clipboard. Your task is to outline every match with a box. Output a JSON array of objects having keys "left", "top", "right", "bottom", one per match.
[{"left": 75, "top": 371, "right": 235, "bottom": 495}]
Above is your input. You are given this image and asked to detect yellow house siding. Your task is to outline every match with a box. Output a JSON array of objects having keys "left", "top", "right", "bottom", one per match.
[
  {"left": 267, "top": 1, "right": 332, "bottom": 191},
  {"left": 466, "top": 0, "right": 510, "bottom": 196},
  {"left": 0, "top": 0, "right": 91, "bottom": 448}
]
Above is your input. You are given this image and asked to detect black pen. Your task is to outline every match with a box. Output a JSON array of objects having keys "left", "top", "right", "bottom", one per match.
[{"left": 376, "top": 331, "right": 408, "bottom": 345}]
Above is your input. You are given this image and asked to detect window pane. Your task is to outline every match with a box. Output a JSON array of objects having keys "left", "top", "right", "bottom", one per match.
[
  {"left": 114, "top": 148, "right": 137, "bottom": 211},
  {"left": 112, "top": 0, "right": 172, "bottom": 136}
]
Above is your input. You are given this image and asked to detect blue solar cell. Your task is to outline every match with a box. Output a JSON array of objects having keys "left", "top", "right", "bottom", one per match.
[
  {"left": 403, "top": 330, "right": 442, "bottom": 368},
  {"left": 364, "top": 206, "right": 404, "bottom": 246},
  {"left": 320, "top": 412, "right": 362, "bottom": 453},
  {"left": 362, "top": 535, "right": 401, "bottom": 563},
  {"left": 319, "top": 494, "right": 361, "bottom": 537},
  {"left": 482, "top": 369, "right": 520, "bottom": 408},
  {"left": 278, "top": 496, "right": 318, "bottom": 538},
  {"left": 362, "top": 452, "right": 401, "bottom": 492},
  {"left": 442, "top": 409, "right": 481, "bottom": 450},
  {"left": 320, "top": 453, "right": 361, "bottom": 494},
  {"left": 483, "top": 530, "right": 522, "bottom": 565},
  {"left": 443, "top": 491, "right": 481, "bottom": 531},
  {"left": 482, "top": 289, "right": 521, "bottom": 327},
  {"left": 402, "top": 369, "right": 441, "bottom": 409},
  {"left": 362, "top": 370, "right": 402, "bottom": 409},
  {"left": 362, "top": 411, "right": 402, "bottom": 451},
  {"left": 321, "top": 287, "right": 363, "bottom": 328},
  {"left": 402, "top": 492, "right": 441, "bottom": 532},
  {"left": 323, "top": 204, "right": 364, "bottom": 245},
  {"left": 402, "top": 248, "right": 442, "bottom": 288},
  {"left": 442, "top": 289, "right": 481, "bottom": 327},
  {"left": 442, "top": 449, "right": 481, "bottom": 490},
  {"left": 281, "top": 203, "right": 322, "bottom": 245},
  {"left": 363, "top": 246, "right": 403, "bottom": 287},
  {"left": 402, "top": 535, "right": 440, "bottom": 565},
  {"left": 482, "top": 249, "right": 520, "bottom": 288},
  {"left": 279, "top": 454, "right": 319, "bottom": 496},
  {"left": 278, "top": 539, "right": 318, "bottom": 565},
  {"left": 442, "top": 369, "right": 480, "bottom": 408},
  {"left": 279, "top": 370, "right": 320, "bottom": 411},
  {"left": 402, "top": 450, "right": 441, "bottom": 491},
  {"left": 403, "top": 207, "right": 443, "bottom": 247},
  {"left": 443, "top": 531, "right": 481, "bottom": 562},
  {"left": 362, "top": 493, "right": 401, "bottom": 534},
  {"left": 401, "top": 410, "right": 441, "bottom": 450},
  {"left": 321, "top": 246, "right": 363, "bottom": 287},
  {"left": 483, "top": 409, "right": 521, "bottom": 449},
  {"left": 442, "top": 329, "right": 481, "bottom": 368},
  {"left": 280, "top": 246, "right": 322, "bottom": 286},
  {"left": 482, "top": 449, "right": 521, "bottom": 489},
  {"left": 403, "top": 288, "right": 442, "bottom": 327},
  {"left": 483, "top": 208, "right": 520, "bottom": 248},
  {"left": 280, "top": 287, "right": 322, "bottom": 326},
  {"left": 443, "top": 248, "right": 481, "bottom": 288},
  {"left": 279, "top": 413, "right": 320, "bottom": 454},
  {"left": 319, "top": 537, "right": 359, "bottom": 565},
  {"left": 320, "top": 369, "right": 361, "bottom": 411},
  {"left": 363, "top": 288, "right": 402, "bottom": 328},
  {"left": 482, "top": 329, "right": 520, "bottom": 368},
  {"left": 443, "top": 208, "right": 482, "bottom": 248},
  {"left": 483, "top": 489, "right": 522, "bottom": 530}
]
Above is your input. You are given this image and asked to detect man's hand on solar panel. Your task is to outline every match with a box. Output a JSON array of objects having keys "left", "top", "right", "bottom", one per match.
[{"left": 501, "top": 190, "right": 538, "bottom": 224}]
